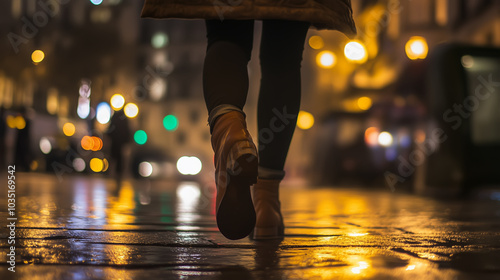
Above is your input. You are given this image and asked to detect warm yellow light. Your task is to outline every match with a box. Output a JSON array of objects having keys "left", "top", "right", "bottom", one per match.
[
  {"left": 31, "top": 50, "right": 45, "bottom": 64},
  {"left": 297, "top": 111, "right": 314, "bottom": 130},
  {"left": 6, "top": 115, "right": 16, "bottom": 129},
  {"left": 90, "top": 158, "right": 104, "bottom": 172},
  {"left": 405, "top": 36, "right": 428, "bottom": 60},
  {"left": 110, "top": 94, "right": 125, "bottom": 110},
  {"left": 124, "top": 103, "right": 139, "bottom": 118},
  {"left": 102, "top": 158, "right": 109, "bottom": 172},
  {"left": 316, "top": 51, "right": 336, "bottom": 68},
  {"left": 15, "top": 116, "right": 26, "bottom": 130},
  {"left": 406, "top": 265, "right": 416, "bottom": 271},
  {"left": 344, "top": 40, "right": 368, "bottom": 63},
  {"left": 357, "top": 97, "right": 372, "bottom": 110},
  {"left": 63, "top": 122, "right": 76, "bottom": 136},
  {"left": 90, "top": 136, "right": 103, "bottom": 151},
  {"left": 308, "top": 35, "right": 324, "bottom": 50},
  {"left": 81, "top": 136, "right": 94, "bottom": 151}
]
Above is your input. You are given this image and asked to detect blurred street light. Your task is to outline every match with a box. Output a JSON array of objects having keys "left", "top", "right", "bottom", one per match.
[
  {"left": 177, "top": 156, "right": 202, "bottom": 175},
  {"left": 405, "top": 36, "right": 428, "bottom": 60},
  {"left": 31, "top": 50, "right": 45, "bottom": 64},
  {"left": 357, "top": 97, "right": 372, "bottom": 110},
  {"left": 110, "top": 94, "right": 125, "bottom": 110},
  {"left": 152, "top": 32, "right": 169, "bottom": 49},
  {"left": 378, "top": 131, "right": 393, "bottom": 147},
  {"left": 316, "top": 51, "right": 336, "bottom": 68},
  {"left": 308, "top": 35, "right": 324, "bottom": 50},
  {"left": 124, "top": 103, "right": 139, "bottom": 118},
  {"left": 63, "top": 122, "right": 76, "bottom": 136},
  {"left": 297, "top": 111, "right": 314, "bottom": 130},
  {"left": 163, "top": 114, "right": 178, "bottom": 131},
  {"left": 344, "top": 40, "right": 368, "bottom": 63},
  {"left": 134, "top": 130, "right": 148, "bottom": 145},
  {"left": 96, "top": 102, "right": 111, "bottom": 124}
]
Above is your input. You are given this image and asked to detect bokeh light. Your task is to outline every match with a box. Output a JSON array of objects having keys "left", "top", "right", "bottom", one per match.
[
  {"left": 316, "top": 51, "right": 336, "bottom": 68},
  {"left": 364, "top": 127, "right": 379, "bottom": 147},
  {"left": 308, "top": 35, "right": 324, "bottom": 49},
  {"left": 151, "top": 32, "right": 169, "bottom": 49},
  {"left": 90, "top": 136, "right": 103, "bottom": 151},
  {"left": 378, "top": 131, "right": 394, "bottom": 147},
  {"left": 139, "top": 161, "right": 153, "bottom": 177},
  {"left": 176, "top": 156, "right": 202, "bottom": 175},
  {"left": 39, "top": 137, "right": 52, "bottom": 154},
  {"left": 81, "top": 136, "right": 94, "bottom": 150},
  {"left": 63, "top": 122, "right": 76, "bottom": 136},
  {"left": 163, "top": 115, "right": 178, "bottom": 131},
  {"left": 90, "top": 158, "right": 104, "bottom": 172},
  {"left": 102, "top": 158, "right": 109, "bottom": 172},
  {"left": 73, "top": 158, "right": 86, "bottom": 172},
  {"left": 31, "top": 50, "right": 45, "bottom": 64},
  {"left": 405, "top": 36, "right": 428, "bottom": 60},
  {"left": 90, "top": 0, "right": 103, "bottom": 5},
  {"left": 134, "top": 130, "right": 148, "bottom": 145},
  {"left": 357, "top": 97, "right": 372, "bottom": 110},
  {"left": 110, "top": 94, "right": 125, "bottom": 110},
  {"left": 297, "top": 111, "right": 314, "bottom": 130},
  {"left": 77, "top": 97, "right": 90, "bottom": 119},
  {"left": 96, "top": 102, "right": 111, "bottom": 124},
  {"left": 344, "top": 40, "right": 368, "bottom": 63},
  {"left": 124, "top": 103, "right": 139, "bottom": 118}
]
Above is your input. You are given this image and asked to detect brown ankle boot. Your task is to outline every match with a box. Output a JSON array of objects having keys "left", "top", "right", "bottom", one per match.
[
  {"left": 251, "top": 178, "right": 284, "bottom": 240},
  {"left": 211, "top": 111, "right": 258, "bottom": 240}
]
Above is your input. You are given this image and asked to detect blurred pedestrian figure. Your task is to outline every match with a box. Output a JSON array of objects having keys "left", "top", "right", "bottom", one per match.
[
  {"left": 106, "top": 109, "right": 131, "bottom": 186},
  {"left": 0, "top": 106, "right": 6, "bottom": 168},
  {"left": 142, "top": 0, "right": 356, "bottom": 240},
  {"left": 14, "top": 107, "right": 33, "bottom": 171}
]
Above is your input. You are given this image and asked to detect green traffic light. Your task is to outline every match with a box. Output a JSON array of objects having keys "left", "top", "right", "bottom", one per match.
[
  {"left": 163, "top": 115, "right": 178, "bottom": 131},
  {"left": 134, "top": 130, "right": 148, "bottom": 145}
]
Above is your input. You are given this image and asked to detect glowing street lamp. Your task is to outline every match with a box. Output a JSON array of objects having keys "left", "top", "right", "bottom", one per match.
[
  {"left": 405, "top": 36, "right": 428, "bottom": 60},
  {"left": 31, "top": 50, "right": 45, "bottom": 64},
  {"left": 316, "top": 51, "right": 336, "bottom": 68},
  {"left": 344, "top": 40, "right": 368, "bottom": 63}
]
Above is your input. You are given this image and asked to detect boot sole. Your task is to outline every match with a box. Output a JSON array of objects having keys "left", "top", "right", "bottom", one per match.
[{"left": 217, "top": 145, "right": 258, "bottom": 240}]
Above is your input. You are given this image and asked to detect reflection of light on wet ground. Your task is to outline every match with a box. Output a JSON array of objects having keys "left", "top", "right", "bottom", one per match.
[
  {"left": 176, "top": 182, "right": 201, "bottom": 225},
  {"left": 347, "top": 232, "right": 369, "bottom": 237},
  {"left": 351, "top": 261, "right": 369, "bottom": 274},
  {"left": 107, "top": 181, "right": 136, "bottom": 225},
  {"left": 406, "top": 264, "right": 416, "bottom": 270}
]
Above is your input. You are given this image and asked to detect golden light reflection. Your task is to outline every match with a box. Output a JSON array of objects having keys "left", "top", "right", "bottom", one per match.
[
  {"left": 108, "top": 182, "right": 136, "bottom": 225},
  {"left": 351, "top": 260, "right": 370, "bottom": 274},
  {"left": 406, "top": 264, "right": 416, "bottom": 270},
  {"left": 405, "top": 36, "right": 428, "bottom": 60},
  {"left": 347, "top": 232, "right": 369, "bottom": 237},
  {"left": 308, "top": 35, "right": 324, "bottom": 49}
]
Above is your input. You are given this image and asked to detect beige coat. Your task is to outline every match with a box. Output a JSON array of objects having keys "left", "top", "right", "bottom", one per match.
[{"left": 141, "top": 0, "right": 356, "bottom": 38}]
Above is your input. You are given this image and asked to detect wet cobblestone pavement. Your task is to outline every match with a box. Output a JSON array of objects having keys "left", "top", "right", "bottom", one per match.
[{"left": 1, "top": 173, "right": 500, "bottom": 279}]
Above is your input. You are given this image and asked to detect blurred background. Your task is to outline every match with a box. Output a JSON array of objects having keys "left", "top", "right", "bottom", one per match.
[{"left": 0, "top": 0, "right": 499, "bottom": 194}]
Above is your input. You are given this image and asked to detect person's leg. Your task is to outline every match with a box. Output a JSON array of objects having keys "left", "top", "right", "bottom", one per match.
[
  {"left": 257, "top": 20, "right": 310, "bottom": 177},
  {"left": 204, "top": 19, "right": 258, "bottom": 240},
  {"left": 204, "top": 20, "right": 254, "bottom": 128}
]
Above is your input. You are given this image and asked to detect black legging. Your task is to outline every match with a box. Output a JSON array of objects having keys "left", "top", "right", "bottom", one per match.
[{"left": 204, "top": 19, "right": 309, "bottom": 171}]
